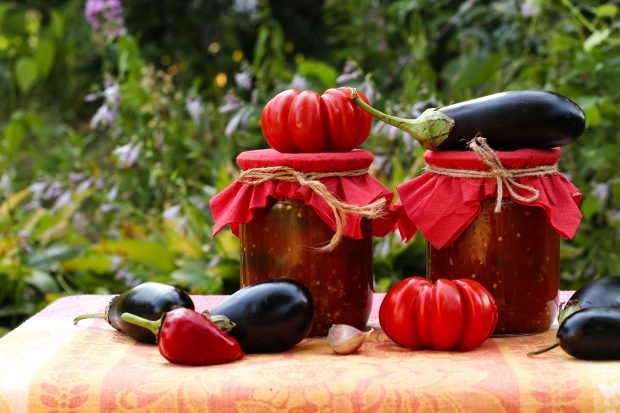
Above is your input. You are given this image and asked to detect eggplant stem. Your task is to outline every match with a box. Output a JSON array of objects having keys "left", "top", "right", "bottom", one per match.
[
  {"left": 527, "top": 341, "right": 560, "bottom": 357},
  {"left": 201, "top": 311, "right": 236, "bottom": 333},
  {"left": 349, "top": 87, "right": 455, "bottom": 150},
  {"left": 73, "top": 313, "right": 106, "bottom": 325},
  {"left": 120, "top": 313, "right": 161, "bottom": 337}
]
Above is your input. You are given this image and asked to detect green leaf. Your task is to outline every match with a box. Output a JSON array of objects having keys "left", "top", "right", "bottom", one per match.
[
  {"left": 171, "top": 261, "right": 224, "bottom": 293},
  {"left": 594, "top": 4, "right": 618, "bottom": 18},
  {"left": 117, "top": 36, "right": 142, "bottom": 81},
  {"left": 49, "top": 10, "right": 66, "bottom": 40},
  {"left": 14, "top": 57, "right": 38, "bottom": 93},
  {"left": 580, "top": 196, "right": 599, "bottom": 220},
  {"left": 584, "top": 29, "right": 610, "bottom": 52},
  {"left": 3, "top": 119, "right": 26, "bottom": 158},
  {"left": 98, "top": 239, "right": 175, "bottom": 273},
  {"left": 61, "top": 254, "right": 113, "bottom": 274},
  {"left": 25, "top": 245, "right": 84, "bottom": 269},
  {"left": 25, "top": 270, "right": 60, "bottom": 294},
  {"left": 213, "top": 230, "right": 240, "bottom": 260},
  {"left": 297, "top": 59, "right": 338, "bottom": 89},
  {"left": 34, "top": 37, "right": 55, "bottom": 77}
]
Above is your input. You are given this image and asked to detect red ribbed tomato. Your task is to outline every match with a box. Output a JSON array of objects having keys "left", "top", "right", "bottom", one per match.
[
  {"left": 260, "top": 87, "right": 372, "bottom": 153},
  {"left": 379, "top": 277, "right": 498, "bottom": 351}
]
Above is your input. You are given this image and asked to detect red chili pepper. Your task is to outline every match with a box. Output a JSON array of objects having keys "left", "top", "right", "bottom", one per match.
[
  {"left": 121, "top": 308, "right": 244, "bottom": 366},
  {"left": 260, "top": 87, "right": 372, "bottom": 153},
  {"left": 379, "top": 277, "right": 498, "bottom": 351}
]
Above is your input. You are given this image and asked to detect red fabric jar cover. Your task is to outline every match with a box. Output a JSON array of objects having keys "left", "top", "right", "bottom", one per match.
[
  {"left": 210, "top": 149, "right": 398, "bottom": 239},
  {"left": 397, "top": 147, "right": 583, "bottom": 249}
]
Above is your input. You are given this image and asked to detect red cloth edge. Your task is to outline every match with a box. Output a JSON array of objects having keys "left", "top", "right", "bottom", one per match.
[
  {"left": 397, "top": 148, "right": 582, "bottom": 249},
  {"left": 210, "top": 150, "right": 399, "bottom": 240}
]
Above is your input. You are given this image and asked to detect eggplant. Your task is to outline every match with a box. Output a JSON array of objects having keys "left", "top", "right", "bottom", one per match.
[
  {"left": 351, "top": 89, "right": 586, "bottom": 151},
  {"left": 206, "top": 279, "right": 314, "bottom": 353},
  {"left": 73, "top": 282, "right": 194, "bottom": 343},
  {"left": 552, "top": 308, "right": 620, "bottom": 360},
  {"left": 559, "top": 276, "right": 620, "bottom": 323}
]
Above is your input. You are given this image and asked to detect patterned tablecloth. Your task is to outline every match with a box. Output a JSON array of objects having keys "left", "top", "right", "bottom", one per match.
[{"left": 1, "top": 292, "right": 620, "bottom": 413}]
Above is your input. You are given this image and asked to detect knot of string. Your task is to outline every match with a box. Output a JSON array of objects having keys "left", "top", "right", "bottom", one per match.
[
  {"left": 239, "top": 166, "right": 386, "bottom": 251},
  {"left": 424, "top": 136, "right": 558, "bottom": 212}
]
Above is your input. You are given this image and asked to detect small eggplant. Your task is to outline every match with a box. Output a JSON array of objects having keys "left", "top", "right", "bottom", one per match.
[
  {"left": 530, "top": 308, "right": 620, "bottom": 360},
  {"left": 351, "top": 89, "right": 586, "bottom": 151},
  {"left": 559, "top": 276, "right": 620, "bottom": 323},
  {"left": 73, "top": 282, "right": 194, "bottom": 343},
  {"left": 205, "top": 279, "right": 314, "bottom": 353}
]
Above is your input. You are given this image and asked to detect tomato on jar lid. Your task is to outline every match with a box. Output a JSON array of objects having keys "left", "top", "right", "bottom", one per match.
[{"left": 260, "top": 87, "right": 372, "bottom": 153}]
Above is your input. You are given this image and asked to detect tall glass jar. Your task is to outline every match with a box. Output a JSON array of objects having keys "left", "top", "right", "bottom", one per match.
[
  {"left": 209, "top": 149, "right": 398, "bottom": 337},
  {"left": 396, "top": 145, "right": 583, "bottom": 336},
  {"left": 240, "top": 199, "right": 373, "bottom": 336},
  {"left": 427, "top": 199, "right": 560, "bottom": 335}
]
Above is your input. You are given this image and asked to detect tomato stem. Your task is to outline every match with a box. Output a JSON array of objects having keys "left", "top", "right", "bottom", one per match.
[{"left": 349, "top": 87, "right": 455, "bottom": 150}]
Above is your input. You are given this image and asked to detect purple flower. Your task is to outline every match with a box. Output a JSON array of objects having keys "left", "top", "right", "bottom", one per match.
[
  {"left": 89, "top": 81, "right": 120, "bottom": 130},
  {"left": 113, "top": 142, "right": 142, "bottom": 168},
  {"left": 219, "top": 92, "right": 241, "bottom": 114},
  {"left": 90, "top": 104, "right": 117, "bottom": 129},
  {"left": 521, "top": 1, "right": 541, "bottom": 17},
  {"left": 185, "top": 95, "right": 203, "bottom": 126},
  {"left": 592, "top": 182, "right": 610, "bottom": 202},
  {"left": 232, "top": 0, "right": 257, "bottom": 14},
  {"left": 234, "top": 69, "right": 253, "bottom": 90},
  {"left": 85, "top": 0, "right": 126, "bottom": 38}
]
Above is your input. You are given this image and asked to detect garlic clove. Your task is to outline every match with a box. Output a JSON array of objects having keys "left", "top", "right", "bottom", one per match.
[{"left": 327, "top": 324, "right": 373, "bottom": 355}]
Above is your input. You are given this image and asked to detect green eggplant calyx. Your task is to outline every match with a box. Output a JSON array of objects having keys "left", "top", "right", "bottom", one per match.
[
  {"left": 349, "top": 87, "right": 455, "bottom": 150},
  {"left": 120, "top": 312, "right": 162, "bottom": 337},
  {"left": 202, "top": 311, "right": 236, "bottom": 333},
  {"left": 558, "top": 300, "right": 583, "bottom": 325},
  {"left": 73, "top": 313, "right": 107, "bottom": 325},
  {"left": 527, "top": 341, "right": 560, "bottom": 357}
]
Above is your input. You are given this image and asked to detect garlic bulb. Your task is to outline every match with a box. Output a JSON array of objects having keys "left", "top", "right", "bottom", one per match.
[{"left": 327, "top": 324, "right": 373, "bottom": 355}]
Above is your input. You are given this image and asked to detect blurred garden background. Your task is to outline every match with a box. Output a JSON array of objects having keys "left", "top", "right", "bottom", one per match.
[{"left": 1, "top": 0, "right": 619, "bottom": 335}]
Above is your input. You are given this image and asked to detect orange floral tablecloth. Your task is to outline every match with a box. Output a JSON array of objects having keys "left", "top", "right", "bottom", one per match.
[{"left": 1, "top": 292, "right": 620, "bottom": 413}]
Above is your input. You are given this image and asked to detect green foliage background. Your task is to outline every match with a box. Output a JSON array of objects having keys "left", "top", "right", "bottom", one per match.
[{"left": 1, "top": 0, "right": 619, "bottom": 335}]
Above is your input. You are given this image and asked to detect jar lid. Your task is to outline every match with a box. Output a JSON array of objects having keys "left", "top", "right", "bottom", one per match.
[
  {"left": 211, "top": 149, "right": 398, "bottom": 242},
  {"left": 424, "top": 147, "right": 562, "bottom": 170},
  {"left": 237, "top": 149, "right": 374, "bottom": 172},
  {"left": 397, "top": 146, "right": 582, "bottom": 249}
]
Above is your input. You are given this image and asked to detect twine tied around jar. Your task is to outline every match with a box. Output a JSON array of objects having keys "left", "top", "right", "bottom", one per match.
[
  {"left": 238, "top": 166, "right": 386, "bottom": 252},
  {"left": 424, "top": 136, "right": 559, "bottom": 213}
]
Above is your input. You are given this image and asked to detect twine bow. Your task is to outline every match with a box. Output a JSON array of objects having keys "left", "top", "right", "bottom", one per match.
[
  {"left": 424, "top": 136, "right": 559, "bottom": 213},
  {"left": 238, "top": 166, "right": 386, "bottom": 252}
]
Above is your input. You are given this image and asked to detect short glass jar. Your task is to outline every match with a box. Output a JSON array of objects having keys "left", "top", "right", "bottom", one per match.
[
  {"left": 427, "top": 199, "right": 560, "bottom": 335},
  {"left": 240, "top": 198, "right": 373, "bottom": 336}
]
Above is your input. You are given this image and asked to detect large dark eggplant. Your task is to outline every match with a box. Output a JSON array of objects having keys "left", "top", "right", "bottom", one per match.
[
  {"left": 559, "top": 276, "right": 620, "bottom": 323},
  {"left": 351, "top": 89, "right": 586, "bottom": 151},
  {"left": 206, "top": 279, "right": 314, "bottom": 353},
  {"left": 73, "top": 282, "right": 194, "bottom": 343},
  {"left": 551, "top": 308, "right": 620, "bottom": 360}
]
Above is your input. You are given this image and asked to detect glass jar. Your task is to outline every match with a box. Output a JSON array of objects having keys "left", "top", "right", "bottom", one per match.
[
  {"left": 427, "top": 199, "right": 560, "bottom": 335},
  {"left": 239, "top": 198, "right": 373, "bottom": 336}
]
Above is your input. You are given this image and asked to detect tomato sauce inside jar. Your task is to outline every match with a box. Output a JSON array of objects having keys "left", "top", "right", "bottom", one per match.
[
  {"left": 427, "top": 199, "right": 560, "bottom": 335},
  {"left": 239, "top": 198, "right": 373, "bottom": 336}
]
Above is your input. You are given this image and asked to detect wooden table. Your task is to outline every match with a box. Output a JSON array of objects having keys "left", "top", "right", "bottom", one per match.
[{"left": 1, "top": 292, "right": 619, "bottom": 412}]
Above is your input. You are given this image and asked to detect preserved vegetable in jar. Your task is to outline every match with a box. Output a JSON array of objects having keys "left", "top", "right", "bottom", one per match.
[
  {"left": 210, "top": 149, "right": 398, "bottom": 337},
  {"left": 427, "top": 199, "right": 560, "bottom": 335},
  {"left": 240, "top": 199, "right": 373, "bottom": 336},
  {"left": 396, "top": 138, "right": 583, "bottom": 335}
]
